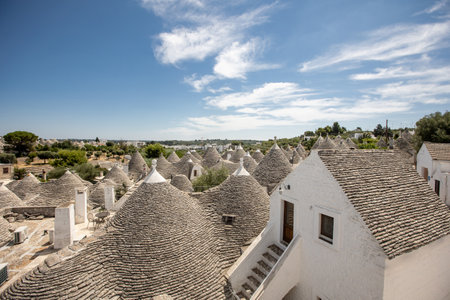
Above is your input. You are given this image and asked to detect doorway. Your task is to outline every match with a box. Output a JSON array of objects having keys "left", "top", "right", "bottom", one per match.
[{"left": 282, "top": 201, "right": 294, "bottom": 244}]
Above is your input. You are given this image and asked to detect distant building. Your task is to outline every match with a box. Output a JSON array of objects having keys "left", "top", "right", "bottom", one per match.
[
  {"left": 0, "top": 163, "right": 13, "bottom": 180},
  {"left": 227, "top": 150, "right": 450, "bottom": 300},
  {"left": 417, "top": 142, "right": 450, "bottom": 206}
]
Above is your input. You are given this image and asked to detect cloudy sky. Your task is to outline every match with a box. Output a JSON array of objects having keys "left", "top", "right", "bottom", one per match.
[{"left": 1, "top": 0, "right": 449, "bottom": 140}]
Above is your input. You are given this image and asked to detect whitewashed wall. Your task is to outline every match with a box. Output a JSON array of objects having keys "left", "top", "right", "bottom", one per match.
[
  {"left": 383, "top": 234, "right": 450, "bottom": 300},
  {"left": 270, "top": 151, "right": 387, "bottom": 300},
  {"left": 416, "top": 145, "right": 433, "bottom": 182}
]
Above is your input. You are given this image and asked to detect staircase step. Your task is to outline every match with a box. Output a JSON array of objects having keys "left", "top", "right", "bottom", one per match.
[
  {"left": 252, "top": 267, "right": 267, "bottom": 280},
  {"left": 242, "top": 282, "right": 254, "bottom": 295},
  {"left": 268, "top": 244, "right": 284, "bottom": 257},
  {"left": 247, "top": 275, "right": 261, "bottom": 289},
  {"left": 257, "top": 260, "right": 272, "bottom": 272},
  {"left": 263, "top": 252, "right": 277, "bottom": 264},
  {"left": 236, "top": 291, "right": 249, "bottom": 300}
]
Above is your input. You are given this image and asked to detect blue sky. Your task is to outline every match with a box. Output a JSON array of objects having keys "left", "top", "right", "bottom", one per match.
[{"left": 0, "top": 0, "right": 449, "bottom": 140}]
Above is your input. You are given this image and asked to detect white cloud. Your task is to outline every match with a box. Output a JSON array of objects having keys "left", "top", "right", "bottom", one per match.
[
  {"left": 350, "top": 65, "right": 450, "bottom": 81},
  {"left": 184, "top": 74, "right": 217, "bottom": 92},
  {"left": 366, "top": 81, "right": 450, "bottom": 103},
  {"left": 213, "top": 39, "right": 279, "bottom": 79},
  {"left": 414, "top": 0, "right": 449, "bottom": 16},
  {"left": 205, "top": 82, "right": 313, "bottom": 110},
  {"left": 300, "top": 21, "right": 450, "bottom": 72},
  {"left": 154, "top": 5, "right": 273, "bottom": 65}
]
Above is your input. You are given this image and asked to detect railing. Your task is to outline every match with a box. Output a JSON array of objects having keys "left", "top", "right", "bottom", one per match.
[{"left": 251, "top": 235, "right": 301, "bottom": 300}]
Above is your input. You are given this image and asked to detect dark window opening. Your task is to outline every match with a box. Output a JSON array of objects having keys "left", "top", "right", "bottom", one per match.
[
  {"left": 422, "top": 167, "right": 428, "bottom": 181},
  {"left": 3, "top": 168, "right": 8, "bottom": 174},
  {"left": 435, "top": 180, "right": 440, "bottom": 196},
  {"left": 319, "top": 214, "right": 334, "bottom": 244},
  {"left": 193, "top": 170, "right": 198, "bottom": 176},
  {"left": 222, "top": 214, "right": 236, "bottom": 225}
]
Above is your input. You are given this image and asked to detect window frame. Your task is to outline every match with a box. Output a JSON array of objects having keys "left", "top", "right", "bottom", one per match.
[
  {"left": 435, "top": 180, "right": 440, "bottom": 196},
  {"left": 314, "top": 206, "right": 340, "bottom": 250},
  {"left": 319, "top": 214, "right": 334, "bottom": 244}
]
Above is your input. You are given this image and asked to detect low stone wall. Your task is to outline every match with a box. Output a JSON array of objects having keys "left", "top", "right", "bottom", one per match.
[{"left": 11, "top": 206, "right": 56, "bottom": 217}]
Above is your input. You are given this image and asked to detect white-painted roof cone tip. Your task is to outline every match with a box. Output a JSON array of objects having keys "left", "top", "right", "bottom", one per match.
[
  {"left": 232, "top": 157, "right": 250, "bottom": 176},
  {"left": 143, "top": 159, "right": 166, "bottom": 183}
]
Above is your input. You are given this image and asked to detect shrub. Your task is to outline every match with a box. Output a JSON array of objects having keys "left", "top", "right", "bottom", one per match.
[
  {"left": 0, "top": 153, "right": 16, "bottom": 163},
  {"left": 13, "top": 168, "right": 27, "bottom": 180},
  {"left": 37, "top": 151, "right": 57, "bottom": 163},
  {"left": 47, "top": 167, "right": 67, "bottom": 179},
  {"left": 51, "top": 150, "right": 87, "bottom": 167},
  {"left": 192, "top": 167, "right": 229, "bottom": 192},
  {"left": 73, "top": 163, "right": 107, "bottom": 182}
]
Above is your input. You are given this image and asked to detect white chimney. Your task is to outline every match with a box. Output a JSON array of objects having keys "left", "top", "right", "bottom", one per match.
[
  {"left": 75, "top": 187, "right": 87, "bottom": 224},
  {"left": 104, "top": 185, "right": 115, "bottom": 210},
  {"left": 54, "top": 204, "right": 74, "bottom": 249}
]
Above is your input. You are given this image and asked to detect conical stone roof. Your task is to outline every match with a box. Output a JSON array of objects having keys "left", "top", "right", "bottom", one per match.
[
  {"left": 0, "top": 184, "right": 24, "bottom": 209},
  {"left": 103, "top": 165, "right": 133, "bottom": 188},
  {"left": 346, "top": 137, "right": 357, "bottom": 149},
  {"left": 156, "top": 155, "right": 176, "bottom": 179},
  {"left": 173, "top": 153, "right": 201, "bottom": 177},
  {"left": 243, "top": 154, "right": 257, "bottom": 174},
  {"left": 167, "top": 151, "right": 180, "bottom": 163},
  {"left": 311, "top": 136, "right": 324, "bottom": 150},
  {"left": 252, "top": 143, "right": 293, "bottom": 192},
  {"left": 183, "top": 151, "right": 201, "bottom": 164},
  {"left": 170, "top": 174, "right": 193, "bottom": 192},
  {"left": 27, "top": 171, "right": 87, "bottom": 207},
  {"left": 202, "top": 147, "right": 222, "bottom": 168},
  {"left": 229, "top": 146, "right": 246, "bottom": 163},
  {"left": 199, "top": 173, "right": 269, "bottom": 268},
  {"left": 1, "top": 182, "right": 229, "bottom": 299},
  {"left": 291, "top": 150, "right": 302, "bottom": 164},
  {"left": 88, "top": 179, "right": 116, "bottom": 208},
  {"left": 10, "top": 173, "right": 41, "bottom": 201},
  {"left": 252, "top": 149, "right": 264, "bottom": 163},
  {"left": 377, "top": 137, "right": 388, "bottom": 148},
  {"left": 296, "top": 143, "right": 307, "bottom": 158},
  {"left": 282, "top": 147, "right": 294, "bottom": 160},
  {"left": 128, "top": 151, "right": 148, "bottom": 179},
  {"left": 211, "top": 159, "right": 239, "bottom": 174},
  {"left": 222, "top": 149, "right": 234, "bottom": 160},
  {"left": 190, "top": 150, "right": 202, "bottom": 161},
  {"left": 315, "top": 135, "right": 337, "bottom": 149},
  {"left": 334, "top": 136, "right": 350, "bottom": 149}
]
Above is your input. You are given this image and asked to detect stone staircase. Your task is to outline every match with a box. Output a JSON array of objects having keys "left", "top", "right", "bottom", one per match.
[{"left": 236, "top": 244, "right": 285, "bottom": 300}]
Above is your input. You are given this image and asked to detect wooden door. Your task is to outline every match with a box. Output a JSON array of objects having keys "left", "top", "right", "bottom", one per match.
[{"left": 283, "top": 201, "right": 294, "bottom": 244}]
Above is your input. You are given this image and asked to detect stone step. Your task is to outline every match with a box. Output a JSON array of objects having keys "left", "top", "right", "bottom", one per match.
[
  {"left": 242, "top": 282, "right": 254, "bottom": 297},
  {"left": 257, "top": 260, "right": 272, "bottom": 273},
  {"left": 247, "top": 275, "right": 261, "bottom": 289},
  {"left": 236, "top": 291, "right": 249, "bottom": 300},
  {"left": 262, "top": 252, "right": 277, "bottom": 264},
  {"left": 252, "top": 267, "right": 267, "bottom": 280},
  {"left": 268, "top": 244, "right": 284, "bottom": 257}
]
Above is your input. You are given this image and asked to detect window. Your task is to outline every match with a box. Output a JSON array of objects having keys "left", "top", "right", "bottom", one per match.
[
  {"left": 319, "top": 214, "right": 334, "bottom": 244},
  {"left": 3, "top": 168, "right": 8, "bottom": 174},
  {"left": 222, "top": 214, "right": 236, "bottom": 225},
  {"left": 193, "top": 170, "right": 198, "bottom": 177},
  {"left": 435, "top": 180, "right": 440, "bottom": 196}
]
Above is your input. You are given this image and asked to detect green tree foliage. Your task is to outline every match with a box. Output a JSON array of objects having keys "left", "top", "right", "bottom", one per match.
[
  {"left": 3, "top": 131, "right": 38, "bottom": 156},
  {"left": 304, "top": 131, "right": 315, "bottom": 136},
  {"left": 373, "top": 124, "right": 393, "bottom": 138},
  {"left": 331, "top": 122, "right": 346, "bottom": 136},
  {"left": 95, "top": 151, "right": 102, "bottom": 159},
  {"left": 52, "top": 140, "right": 78, "bottom": 150},
  {"left": 0, "top": 153, "right": 16, "bottom": 163},
  {"left": 73, "top": 163, "right": 106, "bottom": 182},
  {"left": 414, "top": 111, "right": 450, "bottom": 150},
  {"left": 47, "top": 167, "right": 67, "bottom": 180},
  {"left": 51, "top": 150, "right": 87, "bottom": 167},
  {"left": 192, "top": 167, "right": 229, "bottom": 192},
  {"left": 37, "top": 151, "right": 58, "bottom": 163},
  {"left": 143, "top": 143, "right": 165, "bottom": 158},
  {"left": 13, "top": 168, "right": 27, "bottom": 180}
]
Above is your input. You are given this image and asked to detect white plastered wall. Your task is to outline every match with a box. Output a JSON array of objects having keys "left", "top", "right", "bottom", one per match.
[
  {"left": 270, "top": 151, "right": 387, "bottom": 300},
  {"left": 383, "top": 234, "right": 450, "bottom": 300}
]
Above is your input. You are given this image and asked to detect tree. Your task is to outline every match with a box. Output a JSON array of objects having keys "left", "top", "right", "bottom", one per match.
[
  {"left": 414, "top": 111, "right": 450, "bottom": 150},
  {"left": 37, "top": 151, "right": 57, "bottom": 164},
  {"left": 50, "top": 150, "right": 87, "bottom": 167},
  {"left": 74, "top": 163, "right": 106, "bottom": 182},
  {"left": 3, "top": 131, "right": 38, "bottom": 156},
  {"left": 0, "top": 153, "right": 16, "bottom": 163},
  {"left": 192, "top": 167, "right": 229, "bottom": 192},
  {"left": 373, "top": 124, "right": 384, "bottom": 137},
  {"left": 331, "top": 122, "right": 345, "bottom": 136},
  {"left": 304, "top": 131, "right": 315, "bottom": 136},
  {"left": 143, "top": 143, "right": 165, "bottom": 158}
]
